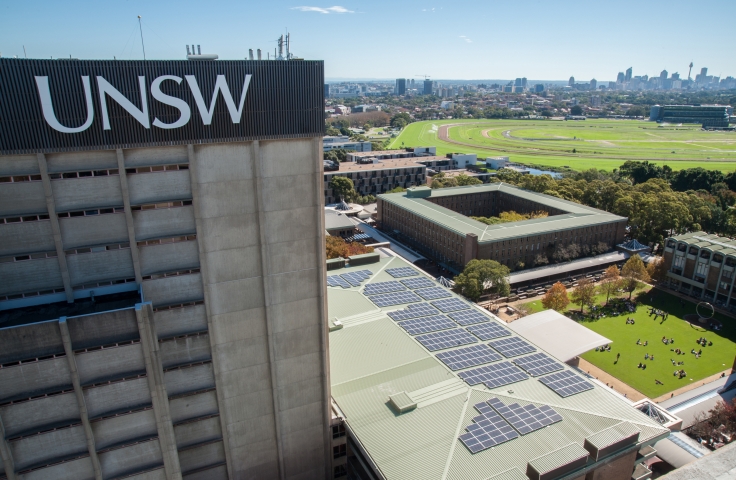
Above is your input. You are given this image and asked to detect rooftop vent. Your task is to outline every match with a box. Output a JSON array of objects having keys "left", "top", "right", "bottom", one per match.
[
  {"left": 526, "top": 443, "right": 589, "bottom": 480},
  {"left": 186, "top": 44, "right": 218, "bottom": 61},
  {"left": 388, "top": 392, "right": 417, "bottom": 414}
]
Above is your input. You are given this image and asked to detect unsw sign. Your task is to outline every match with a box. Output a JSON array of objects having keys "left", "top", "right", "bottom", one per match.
[{"left": 0, "top": 59, "right": 324, "bottom": 155}]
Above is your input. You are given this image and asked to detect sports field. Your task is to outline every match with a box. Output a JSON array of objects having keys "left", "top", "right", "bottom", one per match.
[
  {"left": 527, "top": 288, "right": 736, "bottom": 398},
  {"left": 387, "top": 119, "right": 736, "bottom": 172}
]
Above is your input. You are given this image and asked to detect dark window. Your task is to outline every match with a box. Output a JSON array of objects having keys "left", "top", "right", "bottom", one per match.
[
  {"left": 713, "top": 254, "right": 723, "bottom": 263},
  {"left": 333, "top": 444, "right": 346, "bottom": 459},
  {"left": 334, "top": 465, "right": 347, "bottom": 478},
  {"left": 689, "top": 246, "right": 699, "bottom": 255}
]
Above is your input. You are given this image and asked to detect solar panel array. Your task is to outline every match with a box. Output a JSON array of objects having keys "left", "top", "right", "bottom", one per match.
[
  {"left": 415, "top": 328, "right": 478, "bottom": 352},
  {"left": 459, "top": 403, "right": 518, "bottom": 453},
  {"left": 398, "top": 314, "right": 456, "bottom": 335},
  {"left": 487, "top": 398, "right": 562, "bottom": 435},
  {"left": 367, "top": 291, "right": 422, "bottom": 307},
  {"left": 466, "top": 322, "right": 511, "bottom": 340},
  {"left": 489, "top": 337, "right": 536, "bottom": 358},
  {"left": 363, "top": 281, "right": 406, "bottom": 295},
  {"left": 385, "top": 267, "right": 419, "bottom": 278},
  {"left": 400, "top": 277, "right": 435, "bottom": 290},
  {"left": 431, "top": 298, "right": 472, "bottom": 313},
  {"left": 458, "top": 361, "right": 529, "bottom": 389},
  {"left": 387, "top": 303, "right": 440, "bottom": 321},
  {"left": 327, "top": 270, "right": 372, "bottom": 288},
  {"left": 538, "top": 370, "right": 594, "bottom": 397},
  {"left": 415, "top": 287, "right": 452, "bottom": 300},
  {"left": 513, "top": 353, "right": 564, "bottom": 377},
  {"left": 448, "top": 309, "right": 490, "bottom": 326},
  {"left": 436, "top": 344, "right": 502, "bottom": 371}
]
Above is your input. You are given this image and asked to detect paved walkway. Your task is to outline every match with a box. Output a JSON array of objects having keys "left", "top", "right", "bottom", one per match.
[{"left": 578, "top": 358, "right": 647, "bottom": 401}]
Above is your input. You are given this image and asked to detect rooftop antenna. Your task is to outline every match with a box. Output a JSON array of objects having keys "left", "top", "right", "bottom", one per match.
[
  {"left": 23, "top": 45, "right": 27, "bottom": 58},
  {"left": 137, "top": 16, "right": 146, "bottom": 60}
]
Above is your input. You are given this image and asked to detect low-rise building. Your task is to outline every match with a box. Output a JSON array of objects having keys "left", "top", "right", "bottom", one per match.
[
  {"left": 325, "top": 209, "right": 356, "bottom": 238},
  {"left": 486, "top": 156, "right": 510, "bottom": 170},
  {"left": 323, "top": 136, "right": 372, "bottom": 152},
  {"left": 377, "top": 183, "right": 627, "bottom": 270},
  {"left": 662, "top": 232, "right": 736, "bottom": 309},
  {"left": 323, "top": 158, "right": 427, "bottom": 204}
]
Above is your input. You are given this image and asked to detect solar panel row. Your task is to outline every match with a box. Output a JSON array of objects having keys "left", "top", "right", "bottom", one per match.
[
  {"left": 448, "top": 310, "right": 491, "bottom": 326},
  {"left": 512, "top": 353, "right": 564, "bottom": 377},
  {"left": 363, "top": 281, "right": 406, "bottom": 295},
  {"left": 435, "top": 344, "right": 502, "bottom": 371},
  {"left": 538, "top": 370, "right": 594, "bottom": 397},
  {"left": 385, "top": 267, "right": 419, "bottom": 278},
  {"left": 415, "top": 286, "right": 452, "bottom": 300},
  {"left": 466, "top": 323, "right": 511, "bottom": 341},
  {"left": 415, "top": 328, "right": 478, "bottom": 351},
  {"left": 387, "top": 303, "right": 441, "bottom": 321},
  {"left": 431, "top": 298, "right": 472, "bottom": 313},
  {"left": 398, "top": 314, "right": 456, "bottom": 335},
  {"left": 487, "top": 398, "right": 562, "bottom": 435},
  {"left": 458, "top": 361, "right": 529, "bottom": 389},
  {"left": 459, "top": 403, "right": 519, "bottom": 453},
  {"left": 327, "top": 270, "right": 372, "bottom": 288},
  {"left": 367, "top": 291, "right": 423, "bottom": 307},
  {"left": 488, "top": 337, "right": 536, "bottom": 358}
]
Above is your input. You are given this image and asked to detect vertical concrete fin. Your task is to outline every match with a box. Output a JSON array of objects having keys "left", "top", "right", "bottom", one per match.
[
  {"left": 0, "top": 414, "right": 17, "bottom": 480},
  {"left": 135, "top": 303, "right": 182, "bottom": 480},
  {"left": 314, "top": 136, "right": 333, "bottom": 479},
  {"left": 186, "top": 144, "right": 235, "bottom": 480},
  {"left": 116, "top": 149, "right": 144, "bottom": 284},
  {"left": 58, "top": 317, "right": 103, "bottom": 480},
  {"left": 252, "top": 140, "right": 287, "bottom": 480},
  {"left": 36, "top": 153, "right": 74, "bottom": 303}
]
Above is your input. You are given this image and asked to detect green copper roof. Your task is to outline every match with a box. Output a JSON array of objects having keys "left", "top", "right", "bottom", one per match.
[
  {"left": 328, "top": 256, "right": 670, "bottom": 480},
  {"left": 378, "top": 183, "right": 626, "bottom": 244}
]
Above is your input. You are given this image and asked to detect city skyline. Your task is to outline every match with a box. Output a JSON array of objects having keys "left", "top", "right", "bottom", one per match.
[{"left": 1, "top": 0, "right": 734, "bottom": 80}]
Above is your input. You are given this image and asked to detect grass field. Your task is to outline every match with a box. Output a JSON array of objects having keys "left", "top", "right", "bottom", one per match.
[
  {"left": 525, "top": 288, "right": 736, "bottom": 398},
  {"left": 387, "top": 119, "right": 736, "bottom": 172}
]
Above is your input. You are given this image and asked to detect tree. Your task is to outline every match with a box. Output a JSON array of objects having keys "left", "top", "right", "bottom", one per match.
[
  {"left": 453, "top": 259, "right": 510, "bottom": 301},
  {"left": 621, "top": 254, "right": 650, "bottom": 299},
  {"left": 329, "top": 176, "right": 356, "bottom": 202},
  {"left": 570, "top": 277, "right": 596, "bottom": 313},
  {"left": 326, "top": 236, "right": 374, "bottom": 259},
  {"left": 325, "top": 127, "right": 342, "bottom": 136},
  {"left": 570, "top": 105, "right": 583, "bottom": 115},
  {"left": 456, "top": 174, "right": 483, "bottom": 186},
  {"left": 646, "top": 256, "right": 668, "bottom": 283},
  {"left": 599, "top": 265, "right": 621, "bottom": 304},
  {"left": 541, "top": 282, "right": 570, "bottom": 312}
]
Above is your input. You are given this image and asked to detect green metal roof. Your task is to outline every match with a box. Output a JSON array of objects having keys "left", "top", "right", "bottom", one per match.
[
  {"left": 378, "top": 183, "right": 626, "bottom": 244},
  {"left": 328, "top": 256, "right": 670, "bottom": 480},
  {"left": 668, "top": 231, "right": 736, "bottom": 257}
]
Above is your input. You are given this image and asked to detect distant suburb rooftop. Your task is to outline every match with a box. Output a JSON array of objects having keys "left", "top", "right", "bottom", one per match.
[
  {"left": 327, "top": 255, "right": 670, "bottom": 480},
  {"left": 376, "top": 183, "right": 628, "bottom": 268}
]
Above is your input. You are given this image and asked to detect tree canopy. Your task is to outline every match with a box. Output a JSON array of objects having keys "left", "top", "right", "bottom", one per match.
[
  {"left": 453, "top": 259, "right": 510, "bottom": 301},
  {"left": 541, "top": 282, "right": 570, "bottom": 312},
  {"left": 325, "top": 236, "right": 374, "bottom": 259},
  {"left": 329, "top": 176, "right": 356, "bottom": 201},
  {"left": 621, "top": 254, "right": 650, "bottom": 298},
  {"left": 570, "top": 278, "right": 596, "bottom": 313}
]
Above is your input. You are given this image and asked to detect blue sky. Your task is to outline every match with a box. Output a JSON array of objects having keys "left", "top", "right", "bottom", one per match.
[{"left": 1, "top": 0, "right": 734, "bottom": 81}]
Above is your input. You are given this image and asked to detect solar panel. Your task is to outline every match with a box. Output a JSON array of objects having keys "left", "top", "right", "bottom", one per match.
[
  {"left": 385, "top": 267, "right": 419, "bottom": 278},
  {"left": 340, "top": 273, "right": 364, "bottom": 287},
  {"left": 489, "top": 337, "right": 536, "bottom": 358},
  {"left": 431, "top": 298, "right": 472, "bottom": 313},
  {"left": 414, "top": 286, "right": 452, "bottom": 300},
  {"left": 538, "top": 370, "right": 594, "bottom": 397},
  {"left": 448, "top": 309, "right": 491, "bottom": 326},
  {"left": 436, "top": 344, "right": 502, "bottom": 370},
  {"left": 466, "top": 322, "right": 511, "bottom": 340},
  {"left": 387, "top": 303, "right": 441, "bottom": 321},
  {"left": 326, "top": 275, "right": 352, "bottom": 289},
  {"left": 457, "top": 361, "right": 529, "bottom": 389},
  {"left": 513, "top": 353, "right": 564, "bottom": 377},
  {"left": 398, "top": 314, "right": 456, "bottom": 335},
  {"left": 487, "top": 398, "right": 562, "bottom": 435},
  {"left": 367, "top": 291, "right": 423, "bottom": 308},
  {"left": 400, "top": 277, "right": 436, "bottom": 290},
  {"left": 363, "top": 281, "right": 407, "bottom": 295},
  {"left": 415, "top": 328, "right": 478, "bottom": 352},
  {"left": 459, "top": 405, "right": 519, "bottom": 454}
]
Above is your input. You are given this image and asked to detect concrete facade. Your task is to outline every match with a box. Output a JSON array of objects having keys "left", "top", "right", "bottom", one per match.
[{"left": 0, "top": 139, "right": 331, "bottom": 479}]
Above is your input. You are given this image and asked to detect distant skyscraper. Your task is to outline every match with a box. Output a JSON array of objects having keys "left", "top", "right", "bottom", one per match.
[
  {"left": 568, "top": 76, "right": 575, "bottom": 87},
  {"left": 701, "top": 67, "right": 708, "bottom": 76},
  {"left": 591, "top": 95, "right": 601, "bottom": 107},
  {"left": 625, "top": 67, "right": 633, "bottom": 83},
  {"left": 396, "top": 78, "right": 406, "bottom": 95},
  {"left": 534, "top": 84, "right": 544, "bottom": 93},
  {"left": 423, "top": 79, "right": 433, "bottom": 95},
  {"left": 660, "top": 70, "right": 668, "bottom": 80},
  {"left": 616, "top": 72, "right": 625, "bottom": 83},
  {"left": 590, "top": 78, "right": 597, "bottom": 90},
  {"left": 324, "top": 83, "right": 330, "bottom": 98}
]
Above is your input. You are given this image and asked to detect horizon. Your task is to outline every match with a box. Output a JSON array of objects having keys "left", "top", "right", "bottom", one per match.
[{"left": 1, "top": 0, "right": 734, "bottom": 80}]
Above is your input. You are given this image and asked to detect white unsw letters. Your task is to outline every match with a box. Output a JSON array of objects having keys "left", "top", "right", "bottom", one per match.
[{"left": 34, "top": 74, "right": 252, "bottom": 133}]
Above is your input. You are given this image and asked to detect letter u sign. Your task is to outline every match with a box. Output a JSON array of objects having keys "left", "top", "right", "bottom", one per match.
[{"left": 35, "top": 74, "right": 252, "bottom": 133}]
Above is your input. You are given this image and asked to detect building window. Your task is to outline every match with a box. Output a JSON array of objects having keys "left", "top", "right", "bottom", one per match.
[
  {"left": 332, "top": 424, "right": 346, "bottom": 439},
  {"left": 713, "top": 254, "right": 724, "bottom": 263},
  {"left": 694, "top": 262, "right": 708, "bottom": 283},
  {"left": 333, "top": 465, "right": 347, "bottom": 478},
  {"left": 333, "top": 444, "right": 346, "bottom": 459}
]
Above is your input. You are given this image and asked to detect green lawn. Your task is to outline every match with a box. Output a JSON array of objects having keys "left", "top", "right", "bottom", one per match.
[
  {"left": 577, "top": 289, "right": 736, "bottom": 398},
  {"left": 388, "top": 119, "right": 736, "bottom": 173}
]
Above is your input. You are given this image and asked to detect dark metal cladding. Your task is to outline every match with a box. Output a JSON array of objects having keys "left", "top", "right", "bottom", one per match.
[{"left": 0, "top": 58, "right": 325, "bottom": 155}]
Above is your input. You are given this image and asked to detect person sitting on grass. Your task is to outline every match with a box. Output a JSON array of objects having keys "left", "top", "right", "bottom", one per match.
[
  {"left": 643, "top": 340, "right": 648, "bottom": 346},
  {"left": 636, "top": 339, "right": 641, "bottom": 345},
  {"left": 645, "top": 353, "right": 649, "bottom": 360},
  {"left": 651, "top": 355, "right": 654, "bottom": 360}
]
